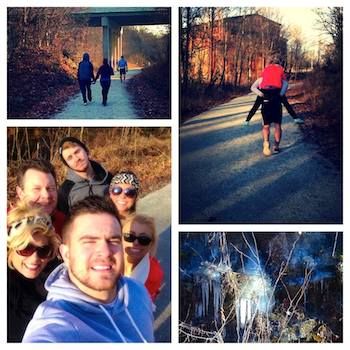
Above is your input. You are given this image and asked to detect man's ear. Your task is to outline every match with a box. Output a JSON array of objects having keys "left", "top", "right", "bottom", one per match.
[
  {"left": 16, "top": 185, "right": 24, "bottom": 200},
  {"left": 59, "top": 243, "right": 70, "bottom": 265}
]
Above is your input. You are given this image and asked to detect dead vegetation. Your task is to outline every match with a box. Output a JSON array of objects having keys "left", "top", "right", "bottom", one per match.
[
  {"left": 126, "top": 62, "right": 170, "bottom": 119},
  {"left": 7, "top": 127, "right": 171, "bottom": 206},
  {"left": 179, "top": 232, "right": 342, "bottom": 343}
]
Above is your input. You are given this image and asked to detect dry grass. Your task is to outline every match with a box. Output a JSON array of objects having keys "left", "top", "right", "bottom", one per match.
[
  {"left": 7, "top": 127, "right": 171, "bottom": 206},
  {"left": 286, "top": 72, "right": 342, "bottom": 170}
]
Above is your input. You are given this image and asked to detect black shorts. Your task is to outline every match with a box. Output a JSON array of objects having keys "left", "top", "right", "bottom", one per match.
[
  {"left": 261, "top": 88, "right": 282, "bottom": 125},
  {"left": 119, "top": 68, "right": 126, "bottom": 75}
]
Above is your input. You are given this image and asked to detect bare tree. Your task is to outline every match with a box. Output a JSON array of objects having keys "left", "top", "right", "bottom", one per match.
[
  {"left": 315, "top": 7, "right": 342, "bottom": 65},
  {"left": 180, "top": 7, "right": 203, "bottom": 91},
  {"left": 179, "top": 232, "right": 341, "bottom": 343}
]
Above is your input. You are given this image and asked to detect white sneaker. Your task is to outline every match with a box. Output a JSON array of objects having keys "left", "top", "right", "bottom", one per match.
[
  {"left": 294, "top": 118, "right": 304, "bottom": 124},
  {"left": 263, "top": 141, "right": 272, "bottom": 156},
  {"left": 83, "top": 102, "right": 87, "bottom": 106}
]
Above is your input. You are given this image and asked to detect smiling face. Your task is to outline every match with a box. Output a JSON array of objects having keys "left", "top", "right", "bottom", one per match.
[
  {"left": 16, "top": 169, "right": 57, "bottom": 215},
  {"left": 60, "top": 212, "right": 123, "bottom": 303},
  {"left": 11, "top": 232, "right": 50, "bottom": 279},
  {"left": 109, "top": 183, "right": 137, "bottom": 217},
  {"left": 122, "top": 220, "right": 153, "bottom": 268},
  {"left": 61, "top": 144, "right": 90, "bottom": 173}
]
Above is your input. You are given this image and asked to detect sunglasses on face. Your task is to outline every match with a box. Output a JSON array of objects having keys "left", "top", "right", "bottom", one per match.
[
  {"left": 110, "top": 186, "right": 137, "bottom": 198},
  {"left": 16, "top": 244, "right": 52, "bottom": 259},
  {"left": 123, "top": 233, "right": 152, "bottom": 246}
]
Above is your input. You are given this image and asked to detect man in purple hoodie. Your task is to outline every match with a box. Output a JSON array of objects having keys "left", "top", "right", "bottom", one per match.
[{"left": 23, "top": 196, "right": 154, "bottom": 343}]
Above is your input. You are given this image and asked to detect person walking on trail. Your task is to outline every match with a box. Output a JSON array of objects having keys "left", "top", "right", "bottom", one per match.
[
  {"left": 22, "top": 196, "right": 154, "bottom": 343},
  {"left": 77, "top": 53, "right": 95, "bottom": 105},
  {"left": 247, "top": 55, "right": 287, "bottom": 156},
  {"left": 246, "top": 65, "right": 304, "bottom": 125},
  {"left": 95, "top": 58, "right": 114, "bottom": 106},
  {"left": 117, "top": 55, "right": 128, "bottom": 82}
]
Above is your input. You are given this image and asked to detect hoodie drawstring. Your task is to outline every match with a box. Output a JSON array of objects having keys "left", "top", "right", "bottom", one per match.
[
  {"left": 99, "top": 305, "right": 127, "bottom": 342},
  {"left": 88, "top": 183, "right": 93, "bottom": 196},
  {"left": 124, "top": 307, "right": 148, "bottom": 343},
  {"left": 99, "top": 305, "right": 147, "bottom": 343}
]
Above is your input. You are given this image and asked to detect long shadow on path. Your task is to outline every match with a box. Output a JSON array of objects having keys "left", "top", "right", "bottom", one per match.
[{"left": 180, "top": 94, "right": 342, "bottom": 224}]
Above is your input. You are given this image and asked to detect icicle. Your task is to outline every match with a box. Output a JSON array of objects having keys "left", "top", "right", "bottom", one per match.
[
  {"left": 200, "top": 281, "right": 204, "bottom": 316},
  {"left": 240, "top": 298, "right": 247, "bottom": 328},
  {"left": 235, "top": 298, "right": 241, "bottom": 341},
  {"left": 213, "top": 279, "right": 221, "bottom": 322},
  {"left": 202, "top": 279, "right": 209, "bottom": 317},
  {"left": 195, "top": 302, "right": 203, "bottom": 318},
  {"left": 209, "top": 278, "right": 212, "bottom": 317},
  {"left": 239, "top": 296, "right": 259, "bottom": 328},
  {"left": 212, "top": 280, "right": 217, "bottom": 320},
  {"left": 247, "top": 298, "right": 252, "bottom": 325},
  {"left": 235, "top": 299, "right": 240, "bottom": 327}
]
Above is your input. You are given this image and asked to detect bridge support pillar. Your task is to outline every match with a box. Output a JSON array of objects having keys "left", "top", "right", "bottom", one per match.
[
  {"left": 102, "top": 16, "right": 112, "bottom": 63},
  {"left": 103, "top": 22, "right": 123, "bottom": 69},
  {"left": 111, "top": 26, "right": 122, "bottom": 69},
  {"left": 116, "top": 27, "right": 123, "bottom": 68}
]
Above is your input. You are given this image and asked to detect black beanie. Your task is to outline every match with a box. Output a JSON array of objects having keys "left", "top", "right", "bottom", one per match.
[{"left": 58, "top": 137, "right": 89, "bottom": 167}]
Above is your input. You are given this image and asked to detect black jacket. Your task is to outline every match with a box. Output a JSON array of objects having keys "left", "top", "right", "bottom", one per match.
[
  {"left": 96, "top": 64, "right": 114, "bottom": 82},
  {"left": 77, "top": 53, "right": 94, "bottom": 81},
  {"left": 7, "top": 268, "right": 47, "bottom": 342}
]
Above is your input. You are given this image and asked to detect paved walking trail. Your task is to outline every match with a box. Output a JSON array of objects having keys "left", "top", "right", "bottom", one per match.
[
  {"left": 51, "top": 69, "right": 141, "bottom": 119},
  {"left": 138, "top": 184, "right": 171, "bottom": 342},
  {"left": 180, "top": 92, "right": 342, "bottom": 224}
]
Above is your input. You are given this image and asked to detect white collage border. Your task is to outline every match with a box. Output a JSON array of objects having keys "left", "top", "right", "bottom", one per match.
[{"left": 1, "top": 0, "right": 347, "bottom": 349}]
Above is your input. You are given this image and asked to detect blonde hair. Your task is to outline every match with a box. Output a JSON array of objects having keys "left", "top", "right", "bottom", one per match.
[
  {"left": 123, "top": 214, "right": 158, "bottom": 256},
  {"left": 7, "top": 200, "right": 61, "bottom": 269}
]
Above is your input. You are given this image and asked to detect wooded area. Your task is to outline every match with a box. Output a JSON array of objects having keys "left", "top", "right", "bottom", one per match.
[
  {"left": 125, "top": 30, "right": 170, "bottom": 118},
  {"left": 7, "top": 127, "right": 171, "bottom": 204},
  {"left": 300, "top": 7, "right": 342, "bottom": 168},
  {"left": 180, "top": 232, "right": 342, "bottom": 343},
  {"left": 180, "top": 7, "right": 342, "bottom": 134},
  {"left": 7, "top": 7, "right": 170, "bottom": 118}
]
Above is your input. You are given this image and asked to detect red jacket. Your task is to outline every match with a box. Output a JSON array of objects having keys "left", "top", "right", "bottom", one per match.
[
  {"left": 260, "top": 64, "right": 286, "bottom": 89},
  {"left": 51, "top": 209, "right": 65, "bottom": 238},
  {"left": 145, "top": 256, "right": 164, "bottom": 302}
]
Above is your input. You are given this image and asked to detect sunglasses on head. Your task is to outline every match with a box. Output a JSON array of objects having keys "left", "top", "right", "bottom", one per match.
[
  {"left": 123, "top": 233, "right": 152, "bottom": 246},
  {"left": 110, "top": 186, "right": 137, "bottom": 198},
  {"left": 8, "top": 215, "right": 52, "bottom": 237},
  {"left": 16, "top": 244, "right": 52, "bottom": 259}
]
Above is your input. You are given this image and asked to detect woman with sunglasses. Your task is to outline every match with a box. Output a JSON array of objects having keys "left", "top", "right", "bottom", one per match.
[
  {"left": 109, "top": 171, "right": 140, "bottom": 224},
  {"left": 7, "top": 200, "right": 60, "bottom": 342},
  {"left": 122, "top": 214, "right": 164, "bottom": 303}
]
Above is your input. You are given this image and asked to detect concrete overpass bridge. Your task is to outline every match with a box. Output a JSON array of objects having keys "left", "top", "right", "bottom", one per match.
[{"left": 73, "top": 7, "right": 170, "bottom": 67}]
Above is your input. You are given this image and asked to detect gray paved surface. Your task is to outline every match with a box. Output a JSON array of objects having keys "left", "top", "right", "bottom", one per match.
[
  {"left": 180, "top": 93, "right": 342, "bottom": 224},
  {"left": 51, "top": 69, "right": 141, "bottom": 119},
  {"left": 138, "top": 184, "right": 171, "bottom": 342}
]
